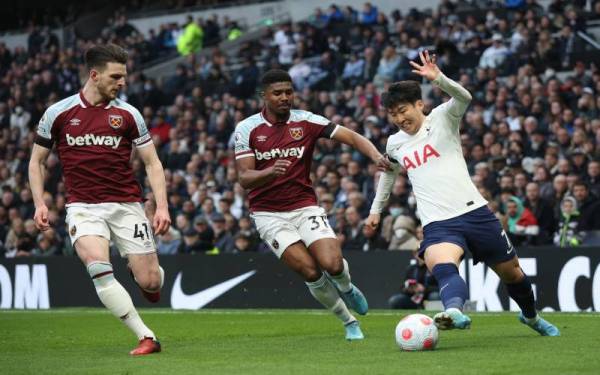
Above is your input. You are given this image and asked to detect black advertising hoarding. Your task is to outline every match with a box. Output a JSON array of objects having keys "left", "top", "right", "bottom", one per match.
[{"left": 0, "top": 248, "right": 599, "bottom": 312}]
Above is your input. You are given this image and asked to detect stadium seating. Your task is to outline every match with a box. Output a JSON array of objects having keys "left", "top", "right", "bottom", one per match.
[{"left": 1, "top": 0, "right": 599, "bottom": 257}]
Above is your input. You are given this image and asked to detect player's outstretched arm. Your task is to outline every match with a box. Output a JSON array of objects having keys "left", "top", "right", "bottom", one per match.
[
  {"left": 365, "top": 160, "right": 399, "bottom": 230},
  {"left": 331, "top": 126, "right": 390, "bottom": 171},
  {"left": 137, "top": 144, "right": 171, "bottom": 236},
  {"left": 28, "top": 144, "right": 51, "bottom": 231},
  {"left": 410, "top": 50, "right": 472, "bottom": 118}
]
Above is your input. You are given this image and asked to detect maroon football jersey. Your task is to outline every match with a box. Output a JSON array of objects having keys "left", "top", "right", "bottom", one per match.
[
  {"left": 35, "top": 92, "right": 152, "bottom": 204},
  {"left": 234, "top": 109, "right": 338, "bottom": 212}
]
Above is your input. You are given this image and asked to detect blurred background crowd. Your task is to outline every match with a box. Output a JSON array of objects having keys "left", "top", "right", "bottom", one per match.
[{"left": 1, "top": 0, "right": 600, "bottom": 258}]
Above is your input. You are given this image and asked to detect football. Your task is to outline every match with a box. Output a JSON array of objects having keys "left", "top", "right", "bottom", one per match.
[{"left": 394, "top": 313, "right": 439, "bottom": 351}]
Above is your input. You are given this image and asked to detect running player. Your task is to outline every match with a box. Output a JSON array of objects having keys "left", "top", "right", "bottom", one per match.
[
  {"left": 28, "top": 44, "right": 171, "bottom": 355},
  {"left": 234, "top": 69, "right": 390, "bottom": 340},
  {"left": 366, "top": 51, "right": 559, "bottom": 336}
]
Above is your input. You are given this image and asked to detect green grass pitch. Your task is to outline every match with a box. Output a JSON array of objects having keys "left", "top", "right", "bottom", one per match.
[{"left": 1, "top": 309, "right": 598, "bottom": 375}]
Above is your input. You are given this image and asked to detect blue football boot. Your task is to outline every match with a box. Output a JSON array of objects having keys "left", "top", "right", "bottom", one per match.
[
  {"left": 519, "top": 313, "right": 560, "bottom": 336},
  {"left": 344, "top": 320, "right": 364, "bottom": 341},
  {"left": 340, "top": 284, "right": 369, "bottom": 316},
  {"left": 433, "top": 308, "right": 472, "bottom": 330}
]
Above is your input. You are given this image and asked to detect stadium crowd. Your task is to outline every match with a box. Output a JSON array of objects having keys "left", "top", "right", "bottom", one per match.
[{"left": 1, "top": 0, "right": 600, "bottom": 257}]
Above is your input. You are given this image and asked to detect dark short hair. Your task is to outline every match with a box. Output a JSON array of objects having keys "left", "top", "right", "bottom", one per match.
[
  {"left": 85, "top": 44, "right": 128, "bottom": 71},
  {"left": 382, "top": 81, "right": 422, "bottom": 109},
  {"left": 573, "top": 181, "right": 589, "bottom": 190},
  {"left": 260, "top": 69, "right": 292, "bottom": 90}
]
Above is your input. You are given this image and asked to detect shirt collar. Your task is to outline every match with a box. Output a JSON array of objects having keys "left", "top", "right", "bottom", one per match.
[
  {"left": 79, "top": 91, "right": 113, "bottom": 109},
  {"left": 261, "top": 107, "right": 290, "bottom": 127}
]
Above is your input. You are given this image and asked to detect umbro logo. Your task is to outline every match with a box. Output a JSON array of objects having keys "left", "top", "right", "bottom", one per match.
[
  {"left": 257, "top": 135, "right": 267, "bottom": 142},
  {"left": 69, "top": 118, "right": 81, "bottom": 126}
]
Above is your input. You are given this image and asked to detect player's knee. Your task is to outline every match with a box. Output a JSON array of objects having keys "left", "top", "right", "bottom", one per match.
[
  {"left": 500, "top": 269, "right": 524, "bottom": 284},
  {"left": 321, "top": 255, "right": 343, "bottom": 276},
  {"left": 494, "top": 261, "right": 524, "bottom": 284},
  {"left": 302, "top": 267, "right": 322, "bottom": 282},
  {"left": 135, "top": 269, "right": 161, "bottom": 291}
]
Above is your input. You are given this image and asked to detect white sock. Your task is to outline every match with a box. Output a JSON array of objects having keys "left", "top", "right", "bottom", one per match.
[
  {"left": 88, "top": 262, "right": 156, "bottom": 340},
  {"left": 523, "top": 314, "right": 540, "bottom": 324},
  {"left": 158, "top": 266, "right": 164, "bottom": 289},
  {"left": 306, "top": 273, "right": 355, "bottom": 325},
  {"left": 327, "top": 258, "right": 352, "bottom": 293}
]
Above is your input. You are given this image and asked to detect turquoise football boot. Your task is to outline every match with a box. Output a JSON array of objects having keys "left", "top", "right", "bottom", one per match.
[
  {"left": 519, "top": 313, "right": 560, "bottom": 336},
  {"left": 344, "top": 320, "right": 364, "bottom": 341},
  {"left": 433, "top": 308, "right": 472, "bottom": 330},
  {"left": 340, "top": 284, "right": 369, "bottom": 316}
]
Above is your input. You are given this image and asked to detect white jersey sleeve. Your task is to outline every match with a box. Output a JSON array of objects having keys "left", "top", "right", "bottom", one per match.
[
  {"left": 35, "top": 94, "right": 81, "bottom": 148},
  {"left": 234, "top": 114, "right": 262, "bottom": 160},
  {"left": 369, "top": 169, "right": 397, "bottom": 214},
  {"left": 430, "top": 73, "right": 472, "bottom": 133},
  {"left": 36, "top": 108, "right": 58, "bottom": 142},
  {"left": 369, "top": 143, "right": 401, "bottom": 214}
]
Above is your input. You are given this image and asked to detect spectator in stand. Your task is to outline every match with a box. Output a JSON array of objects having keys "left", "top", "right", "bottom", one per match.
[
  {"left": 358, "top": 2, "right": 378, "bottom": 25},
  {"left": 388, "top": 215, "right": 420, "bottom": 251},
  {"left": 479, "top": 34, "right": 510, "bottom": 69},
  {"left": 149, "top": 108, "right": 172, "bottom": 145},
  {"left": 31, "top": 228, "right": 62, "bottom": 256},
  {"left": 177, "top": 15, "right": 204, "bottom": 56},
  {"left": 157, "top": 226, "right": 182, "bottom": 255},
  {"left": 0, "top": 1, "right": 599, "bottom": 255},
  {"left": 551, "top": 174, "right": 569, "bottom": 209},
  {"left": 505, "top": 196, "right": 540, "bottom": 245},
  {"left": 341, "top": 206, "right": 364, "bottom": 251},
  {"left": 183, "top": 216, "right": 216, "bottom": 254},
  {"left": 212, "top": 213, "right": 235, "bottom": 253},
  {"left": 572, "top": 182, "right": 600, "bottom": 230},
  {"left": 524, "top": 182, "right": 556, "bottom": 244},
  {"left": 373, "top": 46, "right": 401, "bottom": 89},
  {"left": 585, "top": 160, "right": 600, "bottom": 198},
  {"left": 556, "top": 24, "right": 585, "bottom": 69},
  {"left": 360, "top": 222, "right": 388, "bottom": 251},
  {"left": 554, "top": 196, "right": 584, "bottom": 247},
  {"left": 232, "top": 232, "right": 255, "bottom": 253},
  {"left": 388, "top": 250, "right": 439, "bottom": 309}
]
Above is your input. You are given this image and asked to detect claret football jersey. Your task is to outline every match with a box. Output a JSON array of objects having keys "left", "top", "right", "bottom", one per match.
[
  {"left": 234, "top": 109, "right": 338, "bottom": 212},
  {"left": 35, "top": 92, "right": 152, "bottom": 204}
]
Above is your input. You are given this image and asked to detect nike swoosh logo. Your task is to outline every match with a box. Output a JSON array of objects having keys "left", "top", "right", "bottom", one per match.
[
  {"left": 439, "top": 283, "right": 449, "bottom": 294},
  {"left": 170, "top": 270, "right": 256, "bottom": 310}
]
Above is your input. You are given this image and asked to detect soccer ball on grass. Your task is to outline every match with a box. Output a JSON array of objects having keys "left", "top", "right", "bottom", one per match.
[{"left": 394, "top": 313, "right": 439, "bottom": 351}]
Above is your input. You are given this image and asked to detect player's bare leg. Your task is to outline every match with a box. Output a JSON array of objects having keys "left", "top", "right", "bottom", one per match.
[
  {"left": 308, "top": 238, "right": 368, "bottom": 315},
  {"left": 75, "top": 235, "right": 161, "bottom": 355},
  {"left": 281, "top": 241, "right": 363, "bottom": 340},
  {"left": 491, "top": 257, "right": 559, "bottom": 336},
  {"left": 128, "top": 253, "right": 164, "bottom": 303},
  {"left": 425, "top": 243, "right": 471, "bottom": 330}
]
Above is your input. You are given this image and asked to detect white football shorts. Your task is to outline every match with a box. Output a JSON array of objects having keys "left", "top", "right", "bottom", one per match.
[
  {"left": 65, "top": 202, "right": 156, "bottom": 257},
  {"left": 251, "top": 206, "right": 337, "bottom": 258}
]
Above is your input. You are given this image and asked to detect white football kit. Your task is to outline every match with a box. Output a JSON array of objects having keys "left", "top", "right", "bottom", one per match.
[{"left": 370, "top": 73, "right": 487, "bottom": 226}]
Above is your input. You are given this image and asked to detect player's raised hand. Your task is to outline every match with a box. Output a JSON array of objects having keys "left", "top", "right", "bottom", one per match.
[
  {"left": 33, "top": 204, "right": 50, "bottom": 231},
  {"left": 365, "top": 213, "right": 381, "bottom": 230},
  {"left": 270, "top": 159, "right": 292, "bottom": 177},
  {"left": 409, "top": 50, "right": 441, "bottom": 82},
  {"left": 152, "top": 206, "right": 171, "bottom": 236}
]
